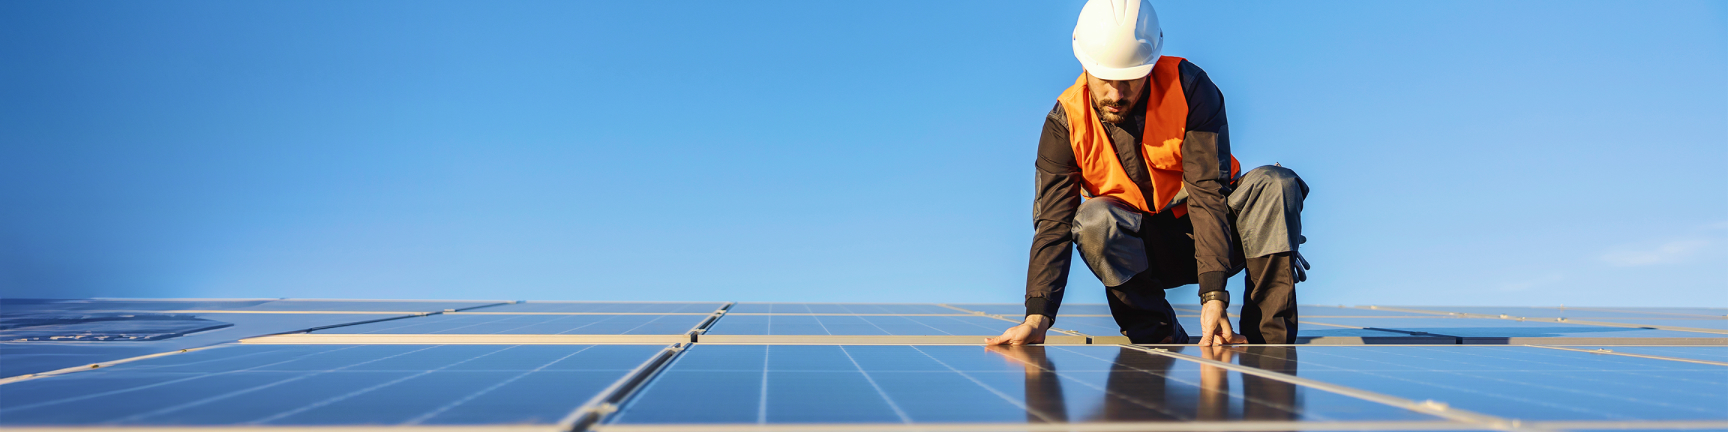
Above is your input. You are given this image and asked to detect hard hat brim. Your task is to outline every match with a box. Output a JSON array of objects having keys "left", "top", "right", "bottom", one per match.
[{"left": 1072, "top": 40, "right": 1155, "bottom": 80}]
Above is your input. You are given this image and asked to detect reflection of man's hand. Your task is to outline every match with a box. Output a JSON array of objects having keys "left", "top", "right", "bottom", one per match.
[
  {"left": 985, "top": 315, "right": 1051, "bottom": 345},
  {"left": 985, "top": 344, "right": 1046, "bottom": 376},
  {"left": 1197, "top": 345, "right": 1234, "bottom": 420},
  {"left": 1197, "top": 299, "right": 1248, "bottom": 346}
]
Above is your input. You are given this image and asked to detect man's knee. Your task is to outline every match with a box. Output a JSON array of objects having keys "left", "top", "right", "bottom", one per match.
[
  {"left": 1238, "top": 165, "right": 1307, "bottom": 198},
  {"left": 1072, "top": 196, "right": 1139, "bottom": 246}
]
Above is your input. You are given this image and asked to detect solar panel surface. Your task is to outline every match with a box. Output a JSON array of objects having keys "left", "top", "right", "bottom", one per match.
[
  {"left": 610, "top": 344, "right": 1443, "bottom": 425},
  {"left": 1374, "top": 306, "right": 1700, "bottom": 319},
  {"left": 310, "top": 313, "right": 707, "bottom": 335},
  {"left": 703, "top": 314, "right": 1017, "bottom": 336},
  {"left": 0, "top": 344, "right": 666, "bottom": 426},
  {"left": 1296, "top": 317, "right": 1723, "bottom": 338},
  {"left": 947, "top": 303, "right": 1115, "bottom": 316},
  {"left": 727, "top": 303, "right": 960, "bottom": 314},
  {"left": 1222, "top": 346, "right": 1728, "bottom": 421},
  {"left": 478, "top": 302, "right": 725, "bottom": 313},
  {"left": 4, "top": 300, "right": 1724, "bottom": 432},
  {"left": 0, "top": 313, "right": 425, "bottom": 378},
  {"left": 1547, "top": 346, "right": 1728, "bottom": 363}
]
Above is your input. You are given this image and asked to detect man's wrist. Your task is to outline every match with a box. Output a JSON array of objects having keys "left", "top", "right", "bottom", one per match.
[
  {"left": 1199, "top": 290, "right": 1230, "bottom": 308},
  {"left": 1024, "top": 296, "right": 1059, "bottom": 320},
  {"left": 1023, "top": 314, "right": 1053, "bottom": 330}
]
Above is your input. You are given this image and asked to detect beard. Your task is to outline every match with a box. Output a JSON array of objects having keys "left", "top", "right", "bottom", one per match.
[{"left": 1092, "top": 96, "right": 1133, "bottom": 124}]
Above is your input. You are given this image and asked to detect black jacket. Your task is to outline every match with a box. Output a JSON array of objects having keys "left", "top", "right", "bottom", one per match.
[{"left": 1026, "top": 59, "right": 1234, "bottom": 319}]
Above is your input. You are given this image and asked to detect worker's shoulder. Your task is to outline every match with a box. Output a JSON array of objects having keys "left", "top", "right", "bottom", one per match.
[
  {"left": 1176, "top": 58, "right": 1214, "bottom": 90},
  {"left": 1046, "top": 101, "right": 1068, "bottom": 129}
]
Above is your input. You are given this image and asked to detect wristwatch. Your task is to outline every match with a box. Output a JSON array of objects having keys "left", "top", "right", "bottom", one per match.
[{"left": 1199, "top": 290, "right": 1230, "bottom": 308}]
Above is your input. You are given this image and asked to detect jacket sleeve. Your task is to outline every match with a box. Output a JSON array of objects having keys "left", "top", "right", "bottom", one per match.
[
  {"left": 1026, "top": 102, "right": 1083, "bottom": 319},
  {"left": 1178, "top": 60, "right": 1235, "bottom": 296}
]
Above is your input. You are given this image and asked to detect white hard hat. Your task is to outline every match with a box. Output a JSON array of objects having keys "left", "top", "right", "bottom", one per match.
[{"left": 1072, "top": 0, "right": 1163, "bottom": 80}]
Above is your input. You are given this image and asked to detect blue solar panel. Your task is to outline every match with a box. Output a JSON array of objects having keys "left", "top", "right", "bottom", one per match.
[
  {"left": 312, "top": 314, "right": 706, "bottom": 335},
  {"left": 704, "top": 314, "right": 1018, "bottom": 336},
  {"left": 610, "top": 345, "right": 1440, "bottom": 424},
  {"left": 0, "top": 313, "right": 423, "bottom": 378},
  {"left": 727, "top": 303, "right": 959, "bottom": 314},
  {"left": 1046, "top": 315, "right": 1427, "bottom": 339},
  {"left": 1382, "top": 306, "right": 1702, "bottom": 319},
  {"left": 478, "top": 302, "right": 724, "bottom": 313},
  {"left": 0, "top": 299, "right": 502, "bottom": 313},
  {"left": 1225, "top": 346, "right": 1728, "bottom": 421},
  {"left": 0, "top": 344, "right": 666, "bottom": 426},
  {"left": 1555, "top": 346, "right": 1728, "bottom": 363},
  {"left": 1565, "top": 318, "right": 1728, "bottom": 331},
  {"left": 947, "top": 303, "right": 1114, "bottom": 316},
  {"left": 1296, "top": 317, "right": 1722, "bottom": 338},
  {"left": 238, "top": 300, "right": 505, "bottom": 312}
]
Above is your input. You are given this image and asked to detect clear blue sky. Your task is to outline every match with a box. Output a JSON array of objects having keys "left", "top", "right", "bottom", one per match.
[{"left": 2, "top": 1, "right": 1723, "bottom": 307}]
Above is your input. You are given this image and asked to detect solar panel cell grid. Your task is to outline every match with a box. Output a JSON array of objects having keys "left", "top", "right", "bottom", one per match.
[
  {"left": 480, "top": 302, "right": 725, "bottom": 313},
  {"left": 726, "top": 303, "right": 960, "bottom": 314},
  {"left": 1546, "top": 346, "right": 1728, "bottom": 363},
  {"left": 1380, "top": 306, "right": 1704, "bottom": 319},
  {"left": 1296, "top": 317, "right": 1723, "bottom": 338},
  {"left": 947, "top": 303, "right": 1114, "bottom": 316},
  {"left": 0, "top": 344, "right": 667, "bottom": 426},
  {"left": 703, "top": 314, "right": 1016, "bottom": 336},
  {"left": 1227, "top": 346, "right": 1728, "bottom": 421},
  {"left": 312, "top": 313, "right": 707, "bottom": 335},
  {"left": 611, "top": 344, "right": 1442, "bottom": 425}
]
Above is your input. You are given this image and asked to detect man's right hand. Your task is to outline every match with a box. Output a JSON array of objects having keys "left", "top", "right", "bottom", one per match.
[
  {"left": 985, "top": 315, "right": 1052, "bottom": 345},
  {"left": 1197, "top": 299, "right": 1247, "bottom": 346}
]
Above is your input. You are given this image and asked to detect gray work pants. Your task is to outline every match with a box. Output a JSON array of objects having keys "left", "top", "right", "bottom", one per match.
[{"left": 1071, "top": 165, "right": 1308, "bottom": 344}]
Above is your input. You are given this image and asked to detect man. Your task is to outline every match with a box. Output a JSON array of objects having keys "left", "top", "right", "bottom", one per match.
[{"left": 986, "top": 0, "right": 1309, "bottom": 347}]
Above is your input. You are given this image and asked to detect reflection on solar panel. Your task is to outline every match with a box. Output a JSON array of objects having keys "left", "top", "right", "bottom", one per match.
[
  {"left": 3, "top": 300, "right": 1725, "bottom": 432},
  {"left": 0, "top": 344, "right": 666, "bottom": 426},
  {"left": 611, "top": 345, "right": 1440, "bottom": 424},
  {"left": 1225, "top": 346, "right": 1728, "bottom": 421},
  {"left": 313, "top": 314, "right": 707, "bottom": 335}
]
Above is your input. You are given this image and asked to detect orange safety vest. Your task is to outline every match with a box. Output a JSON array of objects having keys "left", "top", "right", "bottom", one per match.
[{"left": 1056, "top": 56, "right": 1240, "bottom": 218}]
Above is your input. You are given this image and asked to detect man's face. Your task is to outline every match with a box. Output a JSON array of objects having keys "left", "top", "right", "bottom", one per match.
[{"left": 1085, "top": 72, "right": 1147, "bottom": 124}]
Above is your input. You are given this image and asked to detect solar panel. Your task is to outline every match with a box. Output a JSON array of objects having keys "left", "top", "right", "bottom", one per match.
[
  {"left": 1373, "top": 306, "right": 1697, "bottom": 319},
  {"left": 1558, "top": 318, "right": 1728, "bottom": 331},
  {"left": 0, "top": 344, "right": 667, "bottom": 426},
  {"left": 477, "top": 302, "right": 725, "bottom": 313},
  {"left": 609, "top": 344, "right": 1444, "bottom": 425},
  {"left": 311, "top": 314, "right": 707, "bottom": 335},
  {"left": 0, "top": 313, "right": 425, "bottom": 378},
  {"left": 1, "top": 299, "right": 274, "bottom": 313},
  {"left": 726, "top": 303, "right": 959, "bottom": 314},
  {"left": 0, "top": 299, "right": 504, "bottom": 313},
  {"left": 237, "top": 300, "right": 506, "bottom": 312},
  {"left": 1295, "top": 317, "right": 1724, "bottom": 339},
  {"left": 1563, "top": 307, "right": 1727, "bottom": 318},
  {"left": 1553, "top": 346, "right": 1728, "bottom": 363},
  {"left": 703, "top": 314, "right": 1019, "bottom": 336},
  {"left": 1223, "top": 346, "right": 1728, "bottom": 421},
  {"left": 947, "top": 303, "right": 1114, "bottom": 316}
]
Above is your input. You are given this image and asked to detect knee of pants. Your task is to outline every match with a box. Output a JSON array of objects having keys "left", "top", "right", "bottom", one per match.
[
  {"left": 1238, "top": 165, "right": 1309, "bottom": 198},
  {"left": 1072, "top": 196, "right": 1138, "bottom": 247}
]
